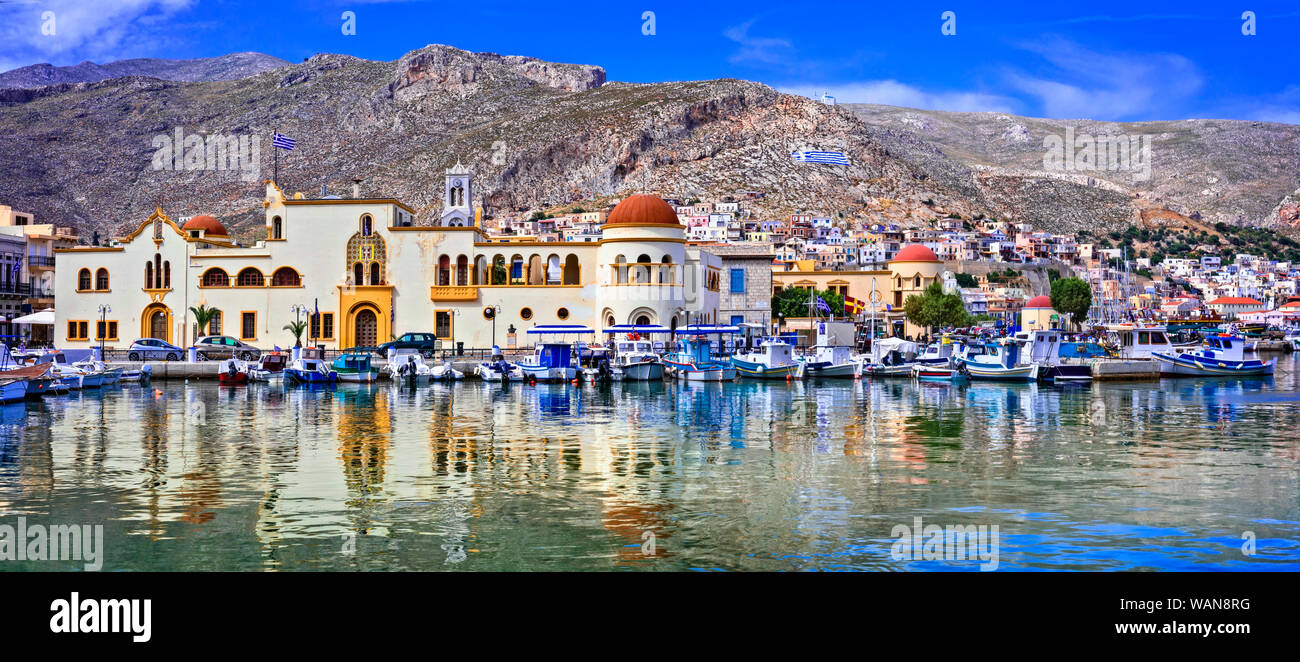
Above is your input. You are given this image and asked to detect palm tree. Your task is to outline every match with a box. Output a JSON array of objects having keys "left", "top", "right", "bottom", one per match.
[
  {"left": 190, "top": 304, "right": 217, "bottom": 338},
  {"left": 283, "top": 319, "right": 307, "bottom": 347}
]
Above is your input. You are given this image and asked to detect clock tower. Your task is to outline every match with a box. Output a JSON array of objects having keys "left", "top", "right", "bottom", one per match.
[{"left": 439, "top": 161, "right": 473, "bottom": 227}]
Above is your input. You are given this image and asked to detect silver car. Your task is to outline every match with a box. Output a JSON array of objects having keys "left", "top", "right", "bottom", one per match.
[
  {"left": 194, "top": 335, "right": 261, "bottom": 361},
  {"left": 126, "top": 338, "right": 184, "bottom": 362}
]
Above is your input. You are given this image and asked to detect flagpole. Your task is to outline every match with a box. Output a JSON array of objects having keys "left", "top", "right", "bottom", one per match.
[{"left": 273, "top": 129, "right": 278, "bottom": 186}]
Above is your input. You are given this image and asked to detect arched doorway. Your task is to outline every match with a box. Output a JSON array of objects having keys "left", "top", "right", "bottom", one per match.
[
  {"left": 354, "top": 308, "right": 378, "bottom": 348},
  {"left": 141, "top": 304, "right": 171, "bottom": 344}
]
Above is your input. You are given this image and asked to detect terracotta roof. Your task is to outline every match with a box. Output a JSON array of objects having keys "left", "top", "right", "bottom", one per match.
[
  {"left": 891, "top": 243, "right": 939, "bottom": 262},
  {"left": 182, "top": 214, "right": 228, "bottom": 236},
  {"left": 1025, "top": 295, "right": 1053, "bottom": 308},
  {"left": 606, "top": 195, "right": 681, "bottom": 226},
  {"left": 1207, "top": 297, "right": 1263, "bottom": 305}
]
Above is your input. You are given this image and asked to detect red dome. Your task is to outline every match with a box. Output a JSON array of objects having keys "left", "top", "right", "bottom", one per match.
[
  {"left": 606, "top": 194, "right": 681, "bottom": 226},
  {"left": 1026, "top": 295, "right": 1053, "bottom": 308},
  {"left": 183, "top": 214, "right": 228, "bottom": 236},
  {"left": 892, "top": 244, "right": 939, "bottom": 262}
]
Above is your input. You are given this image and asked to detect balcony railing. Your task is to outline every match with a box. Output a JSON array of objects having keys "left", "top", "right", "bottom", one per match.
[
  {"left": 0, "top": 282, "right": 31, "bottom": 295},
  {"left": 28, "top": 255, "right": 56, "bottom": 268},
  {"left": 429, "top": 285, "right": 479, "bottom": 301}
]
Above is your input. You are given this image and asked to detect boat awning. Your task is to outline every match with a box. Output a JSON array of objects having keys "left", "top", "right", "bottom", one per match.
[
  {"left": 11, "top": 310, "right": 54, "bottom": 325},
  {"left": 602, "top": 325, "right": 671, "bottom": 334},
  {"left": 680, "top": 325, "right": 741, "bottom": 335},
  {"left": 526, "top": 325, "right": 596, "bottom": 335}
]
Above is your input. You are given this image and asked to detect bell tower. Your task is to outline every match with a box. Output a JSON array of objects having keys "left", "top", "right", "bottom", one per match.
[{"left": 439, "top": 161, "right": 473, "bottom": 227}]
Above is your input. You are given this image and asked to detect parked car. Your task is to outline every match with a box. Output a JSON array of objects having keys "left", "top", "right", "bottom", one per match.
[
  {"left": 376, "top": 333, "right": 443, "bottom": 357},
  {"left": 194, "top": 335, "right": 261, "bottom": 361},
  {"left": 126, "top": 338, "right": 184, "bottom": 362}
]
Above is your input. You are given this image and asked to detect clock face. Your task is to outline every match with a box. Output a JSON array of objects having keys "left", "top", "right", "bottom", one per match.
[{"left": 453, "top": 179, "right": 463, "bottom": 188}]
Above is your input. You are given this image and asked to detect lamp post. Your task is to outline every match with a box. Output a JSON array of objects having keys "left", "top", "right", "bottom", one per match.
[
  {"left": 289, "top": 303, "right": 310, "bottom": 347},
  {"left": 97, "top": 304, "right": 111, "bottom": 359},
  {"left": 450, "top": 308, "right": 461, "bottom": 356},
  {"left": 489, "top": 304, "right": 502, "bottom": 347}
]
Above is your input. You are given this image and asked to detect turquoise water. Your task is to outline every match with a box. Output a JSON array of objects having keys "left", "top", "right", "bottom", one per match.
[{"left": 2, "top": 359, "right": 1299, "bottom": 571}]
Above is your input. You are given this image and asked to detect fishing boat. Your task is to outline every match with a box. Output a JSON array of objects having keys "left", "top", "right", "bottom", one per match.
[
  {"left": 331, "top": 351, "right": 379, "bottom": 383},
  {"left": 474, "top": 346, "right": 522, "bottom": 382},
  {"left": 1152, "top": 334, "right": 1276, "bottom": 377},
  {"left": 386, "top": 349, "right": 433, "bottom": 385},
  {"left": 915, "top": 337, "right": 959, "bottom": 366},
  {"left": 861, "top": 337, "right": 919, "bottom": 377},
  {"left": 37, "top": 352, "right": 100, "bottom": 389},
  {"left": 516, "top": 325, "right": 589, "bottom": 382},
  {"left": 217, "top": 358, "right": 250, "bottom": 385},
  {"left": 284, "top": 348, "right": 338, "bottom": 384},
  {"left": 600, "top": 325, "right": 668, "bottom": 381},
  {"left": 910, "top": 363, "right": 967, "bottom": 382},
  {"left": 1016, "top": 330, "right": 1093, "bottom": 382},
  {"left": 74, "top": 358, "right": 123, "bottom": 385},
  {"left": 0, "top": 378, "right": 26, "bottom": 404},
  {"left": 577, "top": 343, "right": 613, "bottom": 383},
  {"left": 430, "top": 360, "right": 465, "bottom": 381},
  {"left": 663, "top": 327, "right": 737, "bottom": 381},
  {"left": 802, "top": 344, "right": 861, "bottom": 378},
  {"left": 248, "top": 353, "right": 288, "bottom": 381},
  {"left": 0, "top": 364, "right": 58, "bottom": 397},
  {"left": 956, "top": 339, "right": 1039, "bottom": 381},
  {"left": 732, "top": 337, "right": 806, "bottom": 380},
  {"left": 119, "top": 364, "right": 152, "bottom": 382},
  {"left": 1101, "top": 324, "right": 1175, "bottom": 360}
]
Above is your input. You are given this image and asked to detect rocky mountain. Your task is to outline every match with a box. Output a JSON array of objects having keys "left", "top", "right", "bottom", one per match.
[
  {"left": 0, "top": 53, "right": 290, "bottom": 88},
  {"left": 846, "top": 104, "right": 1300, "bottom": 232},
  {"left": 0, "top": 44, "right": 1295, "bottom": 245}
]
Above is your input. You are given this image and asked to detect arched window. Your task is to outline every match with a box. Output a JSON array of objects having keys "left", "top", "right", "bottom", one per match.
[
  {"left": 272, "top": 216, "right": 282, "bottom": 239},
  {"left": 237, "top": 267, "right": 264, "bottom": 287},
  {"left": 78, "top": 268, "right": 91, "bottom": 291},
  {"left": 154, "top": 254, "right": 162, "bottom": 286},
  {"left": 370, "top": 262, "right": 381, "bottom": 286},
  {"left": 492, "top": 255, "right": 507, "bottom": 285},
  {"left": 456, "top": 255, "right": 468, "bottom": 286},
  {"left": 144, "top": 262, "right": 153, "bottom": 289},
  {"left": 658, "top": 254, "right": 673, "bottom": 284},
  {"left": 271, "top": 267, "right": 301, "bottom": 287},
  {"left": 563, "top": 254, "right": 580, "bottom": 285},
  {"left": 360, "top": 214, "right": 373, "bottom": 236},
  {"left": 163, "top": 261, "right": 170, "bottom": 288},
  {"left": 914, "top": 276, "right": 921, "bottom": 288},
  {"left": 353, "top": 262, "right": 364, "bottom": 285},
  {"left": 201, "top": 268, "right": 230, "bottom": 287},
  {"left": 438, "top": 255, "right": 451, "bottom": 286},
  {"left": 95, "top": 268, "right": 109, "bottom": 290},
  {"left": 546, "top": 254, "right": 561, "bottom": 285}
]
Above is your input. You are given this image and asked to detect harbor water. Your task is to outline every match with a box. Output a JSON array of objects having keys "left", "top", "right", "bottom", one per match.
[{"left": 2, "top": 358, "right": 1299, "bottom": 571}]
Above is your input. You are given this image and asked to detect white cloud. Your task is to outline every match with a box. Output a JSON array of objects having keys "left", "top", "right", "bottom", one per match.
[
  {"left": 779, "top": 80, "right": 1018, "bottom": 114},
  {"left": 0, "top": 0, "right": 196, "bottom": 71},
  {"left": 723, "top": 19, "right": 794, "bottom": 68},
  {"left": 1002, "top": 37, "right": 1202, "bottom": 120}
]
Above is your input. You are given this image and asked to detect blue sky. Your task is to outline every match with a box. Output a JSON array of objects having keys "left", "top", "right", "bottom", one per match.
[{"left": 2, "top": 0, "right": 1297, "bottom": 123}]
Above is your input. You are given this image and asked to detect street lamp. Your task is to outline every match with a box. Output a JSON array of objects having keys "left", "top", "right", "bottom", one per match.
[
  {"left": 97, "top": 304, "right": 111, "bottom": 359},
  {"left": 488, "top": 304, "right": 502, "bottom": 347},
  {"left": 450, "top": 308, "right": 462, "bottom": 356},
  {"left": 289, "top": 303, "right": 310, "bottom": 346}
]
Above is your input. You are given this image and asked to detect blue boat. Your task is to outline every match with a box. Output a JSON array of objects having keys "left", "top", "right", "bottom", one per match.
[
  {"left": 732, "top": 337, "right": 806, "bottom": 380},
  {"left": 516, "top": 325, "right": 588, "bottom": 382},
  {"left": 956, "top": 339, "right": 1039, "bottom": 381},
  {"left": 285, "top": 348, "right": 338, "bottom": 384},
  {"left": 663, "top": 326, "right": 739, "bottom": 381},
  {"left": 331, "top": 351, "right": 378, "bottom": 382},
  {"left": 1152, "top": 334, "right": 1275, "bottom": 377},
  {"left": 0, "top": 378, "right": 26, "bottom": 404}
]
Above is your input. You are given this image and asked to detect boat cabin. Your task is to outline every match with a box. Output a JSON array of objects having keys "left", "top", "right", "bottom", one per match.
[{"left": 1103, "top": 325, "right": 1173, "bottom": 359}]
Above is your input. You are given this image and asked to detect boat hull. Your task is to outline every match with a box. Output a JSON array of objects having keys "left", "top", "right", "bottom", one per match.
[
  {"left": 616, "top": 361, "right": 664, "bottom": 381},
  {"left": 1040, "top": 365, "right": 1092, "bottom": 382},
  {"left": 285, "top": 369, "right": 338, "bottom": 384},
  {"left": 862, "top": 363, "right": 914, "bottom": 377},
  {"left": 806, "top": 361, "right": 861, "bottom": 378},
  {"left": 731, "top": 357, "right": 805, "bottom": 380},
  {"left": 218, "top": 371, "right": 248, "bottom": 385},
  {"left": 517, "top": 365, "right": 576, "bottom": 382},
  {"left": 336, "top": 370, "right": 379, "bottom": 383},
  {"left": 1152, "top": 352, "right": 1276, "bottom": 376},
  {"left": 962, "top": 363, "right": 1039, "bottom": 381},
  {"left": 912, "top": 366, "right": 966, "bottom": 381}
]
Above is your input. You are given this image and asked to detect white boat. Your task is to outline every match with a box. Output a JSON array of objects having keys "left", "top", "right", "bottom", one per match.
[
  {"left": 1015, "top": 330, "right": 1092, "bottom": 382},
  {"left": 1152, "top": 334, "right": 1276, "bottom": 376},
  {"left": 1102, "top": 324, "right": 1175, "bottom": 360},
  {"left": 248, "top": 353, "right": 288, "bottom": 381},
  {"left": 956, "top": 339, "right": 1039, "bottom": 381},
  {"left": 430, "top": 360, "right": 464, "bottom": 381},
  {"left": 384, "top": 349, "right": 433, "bottom": 385},
  {"left": 611, "top": 340, "right": 664, "bottom": 381},
  {"left": 861, "top": 337, "right": 919, "bottom": 377},
  {"left": 36, "top": 352, "right": 95, "bottom": 389},
  {"left": 801, "top": 344, "right": 861, "bottom": 378},
  {"left": 475, "top": 346, "right": 523, "bottom": 382},
  {"left": 732, "top": 337, "right": 806, "bottom": 380},
  {"left": 74, "top": 359, "right": 123, "bottom": 385}
]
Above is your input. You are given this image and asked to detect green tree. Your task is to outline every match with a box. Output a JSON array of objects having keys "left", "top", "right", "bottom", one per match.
[
  {"left": 903, "top": 282, "right": 970, "bottom": 333},
  {"left": 283, "top": 319, "right": 307, "bottom": 347},
  {"left": 953, "top": 272, "right": 978, "bottom": 288},
  {"left": 1049, "top": 277, "right": 1093, "bottom": 326},
  {"left": 190, "top": 304, "right": 217, "bottom": 337}
]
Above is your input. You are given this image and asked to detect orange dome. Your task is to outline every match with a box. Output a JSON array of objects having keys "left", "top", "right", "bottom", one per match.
[
  {"left": 183, "top": 214, "right": 228, "bottom": 236},
  {"left": 1026, "top": 295, "right": 1053, "bottom": 308},
  {"left": 892, "top": 244, "right": 939, "bottom": 262},
  {"left": 606, "top": 194, "right": 681, "bottom": 226}
]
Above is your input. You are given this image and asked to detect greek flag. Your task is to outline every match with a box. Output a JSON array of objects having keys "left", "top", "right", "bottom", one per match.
[
  {"left": 10, "top": 262, "right": 18, "bottom": 276},
  {"left": 272, "top": 132, "right": 296, "bottom": 151},
  {"left": 816, "top": 296, "right": 831, "bottom": 313},
  {"left": 792, "top": 149, "right": 849, "bottom": 165}
]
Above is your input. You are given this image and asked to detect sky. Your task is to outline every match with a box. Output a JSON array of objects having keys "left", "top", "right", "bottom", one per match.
[{"left": 1, "top": 0, "right": 1297, "bottom": 123}]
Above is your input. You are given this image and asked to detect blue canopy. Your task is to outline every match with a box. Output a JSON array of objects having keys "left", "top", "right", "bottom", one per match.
[
  {"left": 526, "top": 325, "right": 596, "bottom": 335},
  {"left": 602, "top": 325, "right": 671, "bottom": 334},
  {"left": 680, "top": 325, "right": 741, "bottom": 335}
]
